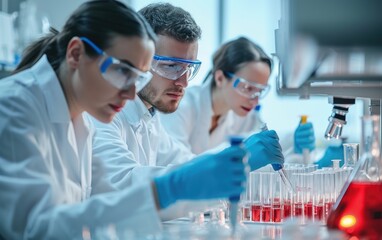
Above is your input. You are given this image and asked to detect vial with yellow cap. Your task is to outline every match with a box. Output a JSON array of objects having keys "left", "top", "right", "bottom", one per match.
[{"left": 300, "top": 115, "right": 310, "bottom": 165}]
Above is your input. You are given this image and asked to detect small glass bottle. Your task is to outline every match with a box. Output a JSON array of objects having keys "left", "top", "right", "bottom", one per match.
[{"left": 327, "top": 115, "right": 382, "bottom": 239}]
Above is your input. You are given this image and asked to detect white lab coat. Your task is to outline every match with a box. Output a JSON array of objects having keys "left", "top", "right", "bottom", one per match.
[
  {"left": 160, "top": 82, "right": 264, "bottom": 155},
  {"left": 90, "top": 96, "right": 196, "bottom": 189},
  {"left": 0, "top": 56, "right": 161, "bottom": 239},
  {"left": 160, "top": 82, "right": 304, "bottom": 161},
  {"left": 90, "top": 96, "right": 216, "bottom": 220}
]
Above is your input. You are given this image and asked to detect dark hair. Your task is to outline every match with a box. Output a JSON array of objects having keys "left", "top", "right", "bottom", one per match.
[
  {"left": 14, "top": 0, "right": 156, "bottom": 73},
  {"left": 138, "top": 3, "right": 201, "bottom": 43},
  {"left": 204, "top": 37, "right": 272, "bottom": 89}
]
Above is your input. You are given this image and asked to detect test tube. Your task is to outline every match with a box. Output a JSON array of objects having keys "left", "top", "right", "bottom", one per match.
[
  {"left": 250, "top": 171, "right": 262, "bottom": 222},
  {"left": 241, "top": 177, "right": 251, "bottom": 221},
  {"left": 303, "top": 173, "right": 314, "bottom": 221},
  {"left": 261, "top": 172, "right": 273, "bottom": 222},
  {"left": 312, "top": 172, "right": 325, "bottom": 223},
  {"left": 292, "top": 173, "right": 305, "bottom": 223},
  {"left": 271, "top": 172, "right": 283, "bottom": 223},
  {"left": 323, "top": 171, "right": 335, "bottom": 220}
]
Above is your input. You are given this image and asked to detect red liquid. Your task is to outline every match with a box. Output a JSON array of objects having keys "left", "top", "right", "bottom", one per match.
[
  {"left": 262, "top": 205, "right": 272, "bottom": 222},
  {"left": 293, "top": 202, "right": 303, "bottom": 217},
  {"left": 314, "top": 204, "right": 325, "bottom": 221},
  {"left": 327, "top": 182, "right": 382, "bottom": 239},
  {"left": 272, "top": 206, "right": 282, "bottom": 222},
  {"left": 251, "top": 204, "right": 261, "bottom": 222},
  {"left": 283, "top": 201, "right": 292, "bottom": 219},
  {"left": 304, "top": 202, "right": 313, "bottom": 219},
  {"left": 242, "top": 206, "right": 251, "bottom": 221}
]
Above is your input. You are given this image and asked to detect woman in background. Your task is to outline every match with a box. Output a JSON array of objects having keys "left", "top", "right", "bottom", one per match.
[
  {"left": 161, "top": 36, "right": 343, "bottom": 167},
  {"left": 161, "top": 37, "right": 315, "bottom": 158}
]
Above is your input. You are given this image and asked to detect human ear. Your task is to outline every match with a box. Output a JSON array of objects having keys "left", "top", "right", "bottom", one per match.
[
  {"left": 214, "top": 70, "right": 226, "bottom": 88},
  {"left": 66, "top": 37, "right": 84, "bottom": 69}
]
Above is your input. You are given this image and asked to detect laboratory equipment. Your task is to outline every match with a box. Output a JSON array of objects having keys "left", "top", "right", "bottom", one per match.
[
  {"left": 327, "top": 115, "right": 382, "bottom": 238},
  {"left": 275, "top": 0, "right": 382, "bottom": 144},
  {"left": 260, "top": 172, "right": 273, "bottom": 222},
  {"left": 228, "top": 136, "right": 245, "bottom": 236},
  {"left": 325, "top": 97, "right": 355, "bottom": 140},
  {"left": 300, "top": 115, "right": 311, "bottom": 164},
  {"left": 343, "top": 143, "right": 359, "bottom": 169},
  {"left": 261, "top": 123, "right": 295, "bottom": 194},
  {"left": 271, "top": 172, "right": 283, "bottom": 223},
  {"left": 250, "top": 171, "right": 262, "bottom": 222}
]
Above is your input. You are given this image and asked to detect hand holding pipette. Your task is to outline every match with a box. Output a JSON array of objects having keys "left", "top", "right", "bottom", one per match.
[{"left": 259, "top": 123, "right": 295, "bottom": 193}]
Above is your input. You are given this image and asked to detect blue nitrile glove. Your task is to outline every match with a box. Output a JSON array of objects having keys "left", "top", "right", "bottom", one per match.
[
  {"left": 154, "top": 146, "right": 247, "bottom": 209},
  {"left": 294, "top": 122, "right": 315, "bottom": 154},
  {"left": 244, "top": 130, "right": 284, "bottom": 171},
  {"left": 314, "top": 145, "right": 344, "bottom": 168}
]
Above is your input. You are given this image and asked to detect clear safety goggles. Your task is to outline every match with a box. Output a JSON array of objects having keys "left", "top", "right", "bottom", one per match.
[
  {"left": 226, "top": 72, "right": 270, "bottom": 99},
  {"left": 80, "top": 37, "right": 153, "bottom": 92},
  {"left": 151, "top": 55, "right": 201, "bottom": 81}
]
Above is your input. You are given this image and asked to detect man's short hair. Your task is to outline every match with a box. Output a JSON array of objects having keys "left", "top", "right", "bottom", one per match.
[{"left": 139, "top": 3, "right": 201, "bottom": 43}]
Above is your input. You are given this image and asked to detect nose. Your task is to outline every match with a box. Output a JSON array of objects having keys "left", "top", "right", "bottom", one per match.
[
  {"left": 120, "top": 86, "right": 136, "bottom": 100},
  {"left": 174, "top": 73, "right": 188, "bottom": 88}
]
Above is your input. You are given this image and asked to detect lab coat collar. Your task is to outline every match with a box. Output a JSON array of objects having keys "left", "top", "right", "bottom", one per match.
[
  {"left": 31, "top": 55, "right": 71, "bottom": 123},
  {"left": 123, "top": 96, "right": 155, "bottom": 126}
]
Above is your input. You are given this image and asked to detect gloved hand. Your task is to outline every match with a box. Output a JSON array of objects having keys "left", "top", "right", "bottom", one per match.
[
  {"left": 294, "top": 122, "right": 315, "bottom": 154},
  {"left": 314, "top": 145, "right": 344, "bottom": 169},
  {"left": 154, "top": 146, "right": 247, "bottom": 209},
  {"left": 244, "top": 130, "right": 284, "bottom": 171}
]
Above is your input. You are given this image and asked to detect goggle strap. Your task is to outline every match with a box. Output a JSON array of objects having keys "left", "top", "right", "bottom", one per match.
[
  {"left": 100, "top": 57, "right": 113, "bottom": 73},
  {"left": 233, "top": 79, "right": 240, "bottom": 88}
]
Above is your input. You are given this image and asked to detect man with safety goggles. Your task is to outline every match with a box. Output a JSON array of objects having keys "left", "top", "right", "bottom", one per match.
[{"left": 90, "top": 3, "right": 208, "bottom": 217}]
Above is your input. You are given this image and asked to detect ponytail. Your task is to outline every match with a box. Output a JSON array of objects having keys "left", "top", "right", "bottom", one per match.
[{"left": 14, "top": 28, "right": 59, "bottom": 74}]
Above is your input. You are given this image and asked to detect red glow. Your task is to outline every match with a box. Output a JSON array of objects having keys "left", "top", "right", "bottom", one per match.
[{"left": 327, "top": 182, "right": 382, "bottom": 238}]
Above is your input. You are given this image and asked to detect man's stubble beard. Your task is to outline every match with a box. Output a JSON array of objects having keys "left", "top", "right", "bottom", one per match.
[{"left": 138, "top": 83, "right": 182, "bottom": 113}]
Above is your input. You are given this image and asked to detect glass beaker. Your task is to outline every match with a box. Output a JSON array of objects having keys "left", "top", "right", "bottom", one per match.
[
  {"left": 327, "top": 115, "right": 382, "bottom": 239},
  {"left": 343, "top": 143, "right": 359, "bottom": 169}
]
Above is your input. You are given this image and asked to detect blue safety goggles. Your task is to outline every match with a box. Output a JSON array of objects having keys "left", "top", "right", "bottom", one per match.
[
  {"left": 80, "top": 37, "right": 153, "bottom": 92},
  {"left": 225, "top": 72, "right": 270, "bottom": 99},
  {"left": 151, "top": 55, "right": 201, "bottom": 81}
]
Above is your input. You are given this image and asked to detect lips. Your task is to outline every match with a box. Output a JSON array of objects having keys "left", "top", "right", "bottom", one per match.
[
  {"left": 241, "top": 106, "right": 252, "bottom": 112},
  {"left": 109, "top": 103, "right": 124, "bottom": 112},
  {"left": 166, "top": 92, "right": 183, "bottom": 100}
]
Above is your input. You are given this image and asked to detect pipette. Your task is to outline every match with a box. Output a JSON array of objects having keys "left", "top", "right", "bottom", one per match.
[
  {"left": 228, "top": 136, "right": 245, "bottom": 236},
  {"left": 260, "top": 123, "right": 295, "bottom": 194}
]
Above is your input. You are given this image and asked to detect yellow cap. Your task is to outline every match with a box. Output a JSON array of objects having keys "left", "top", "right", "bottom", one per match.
[{"left": 300, "top": 115, "right": 308, "bottom": 124}]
